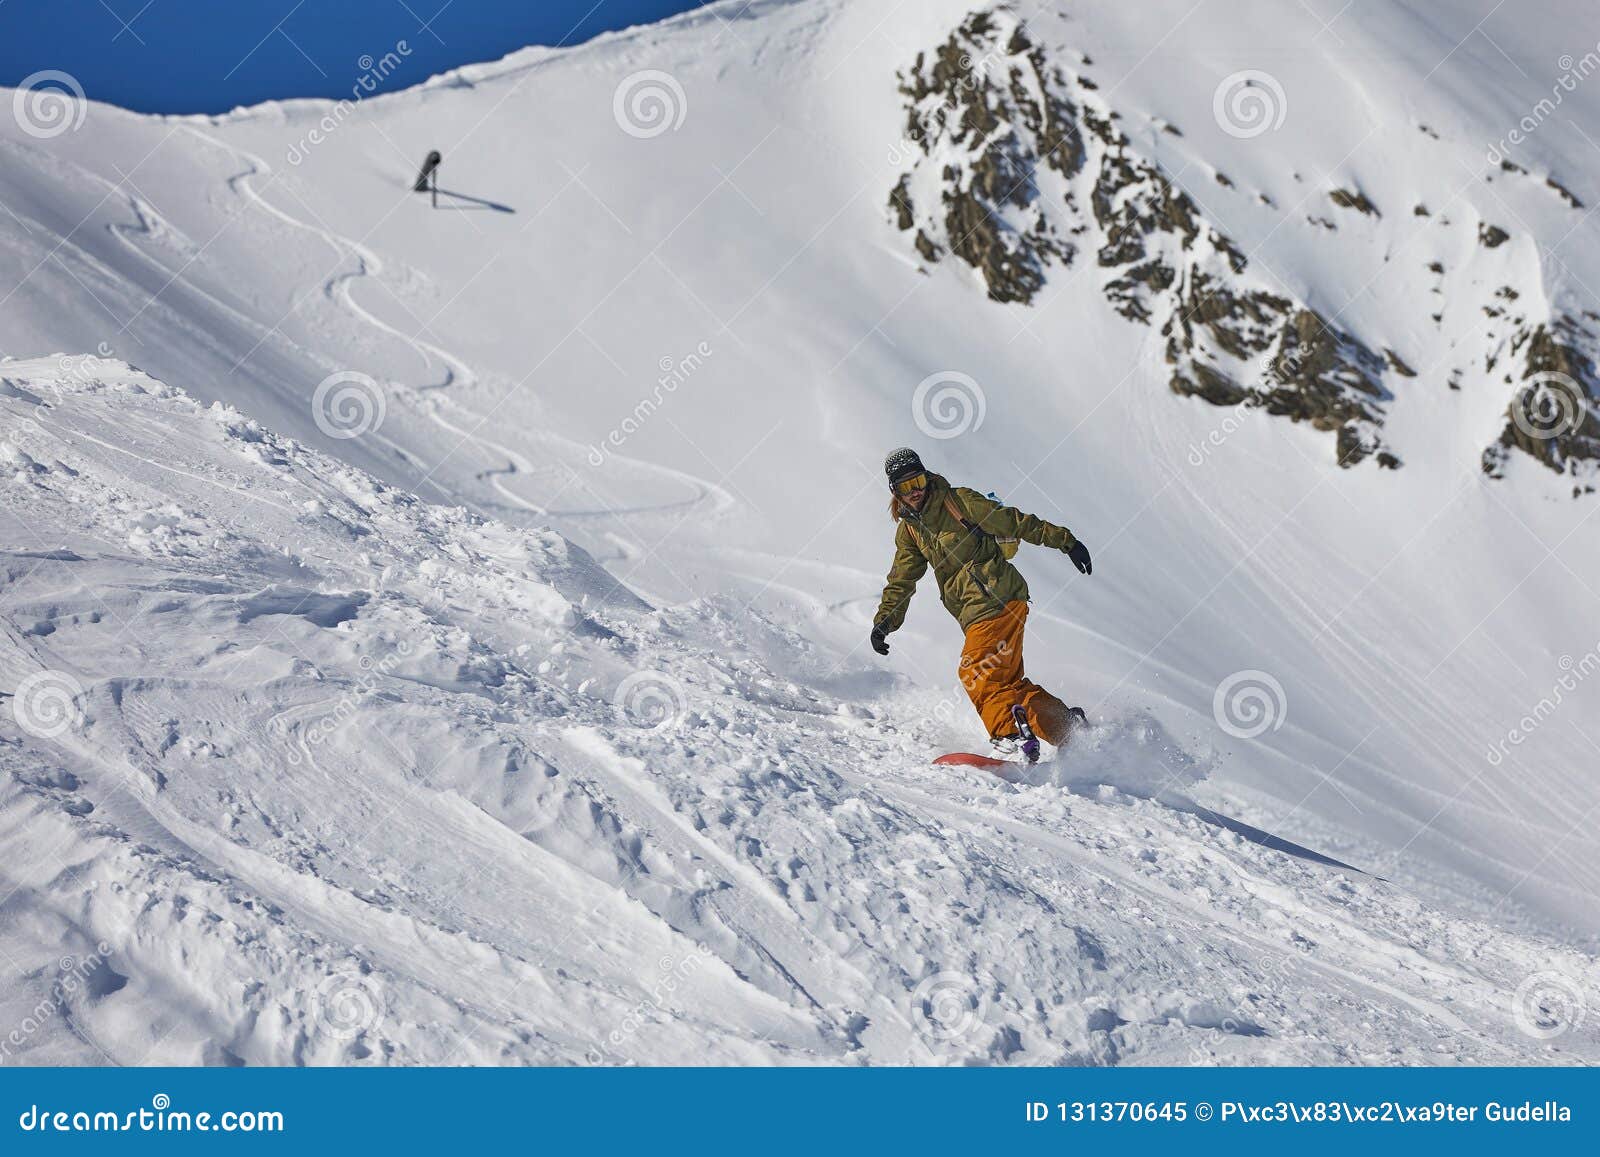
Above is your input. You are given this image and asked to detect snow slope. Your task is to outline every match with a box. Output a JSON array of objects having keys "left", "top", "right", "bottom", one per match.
[
  {"left": 2, "top": 356, "right": 1596, "bottom": 1064},
  {"left": 2, "top": 0, "right": 1599, "bottom": 1064}
]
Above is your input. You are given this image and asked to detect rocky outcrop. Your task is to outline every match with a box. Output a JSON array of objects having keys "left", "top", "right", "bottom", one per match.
[
  {"left": 1482, "top": 321, "right": 1600, "bottom": 493},
  {"left": 892, "top": 11, "right": 1084, "bottom": 305},
  {"left": 889, "top": 8, "right": 1394, "bottom": 468}
]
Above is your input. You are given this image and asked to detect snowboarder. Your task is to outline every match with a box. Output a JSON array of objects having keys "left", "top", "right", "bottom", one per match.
[{"left": 870, "top": 447, "right": 1092, "bottom": 759}]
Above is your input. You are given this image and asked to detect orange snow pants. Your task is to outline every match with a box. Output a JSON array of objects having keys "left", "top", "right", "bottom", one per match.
[{"left": 958, "top": 600, "right": 1072, "bottom": 744}]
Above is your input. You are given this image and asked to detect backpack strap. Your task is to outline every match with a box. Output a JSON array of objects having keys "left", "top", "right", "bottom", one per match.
[
  {"left": 905, "top": 488, "right": 1007, "bottom": 609},
  {"left": 942, "top": 493, "right": 975, "bottom": 531}
]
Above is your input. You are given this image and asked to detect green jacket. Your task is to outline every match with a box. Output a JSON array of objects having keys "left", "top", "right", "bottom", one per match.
[{"left": 874, "top": 473, "right": 1079, "bottom": 634}]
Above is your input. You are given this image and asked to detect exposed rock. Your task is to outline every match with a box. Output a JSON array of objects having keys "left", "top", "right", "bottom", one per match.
[
  {"left": 1546, "top": 176, "right": 1583, "bottom": 209},
  {"left": 1482, "top": 321, "right": 1600, "bottom": 488},
  {"left": 1385, "top": 349, "right": 1417, "bottom": 377},
  {"left": 1479, "top": 222, "right": 1510, "bottom": 248},
  {"left": 1329, "top": 187, "right": 1380, "bottom": 217},
  {"left": 888, "top": 175, "right": 915, "bottom": 231},
  {"left": 888, "top": 9, "right": 1396, "bottom": 467},
  {"left": 892, "top": 13, "right": 1083, "bottom": 304}
]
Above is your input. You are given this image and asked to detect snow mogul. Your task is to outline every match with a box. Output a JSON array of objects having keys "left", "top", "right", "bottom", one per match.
[{"left": 871, "top": 447, "right": 1092, "bottom": 762}]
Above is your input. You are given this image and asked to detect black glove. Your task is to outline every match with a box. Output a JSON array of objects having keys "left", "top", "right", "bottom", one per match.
[
  {"left": 1066, "top": 540, "right": 1092, "bottom": 575},
  {"left": 870, "top": 624, "right": 890, "bottom": 656}
]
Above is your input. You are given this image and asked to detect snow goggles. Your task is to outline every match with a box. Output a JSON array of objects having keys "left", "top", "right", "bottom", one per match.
[{"left": 892, "top": 472, "right": 928, "bottom": 495}]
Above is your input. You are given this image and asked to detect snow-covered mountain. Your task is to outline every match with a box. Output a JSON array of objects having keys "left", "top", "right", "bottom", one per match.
[{"left": 3, "top": 0, "right": 1599, "bottom": 1064}]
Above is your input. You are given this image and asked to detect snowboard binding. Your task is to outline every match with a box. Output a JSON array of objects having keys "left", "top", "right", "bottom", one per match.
[{"left": 1010, "top": 704, "right": 1040, "bottom": 764}]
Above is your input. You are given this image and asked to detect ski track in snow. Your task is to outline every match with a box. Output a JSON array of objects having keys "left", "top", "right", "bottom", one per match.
[{"left": 179, "top": 127, "right": 735, "bottom": 535}]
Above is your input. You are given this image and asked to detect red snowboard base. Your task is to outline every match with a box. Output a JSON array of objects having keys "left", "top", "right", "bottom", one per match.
[
  {"left": 935, "top": 709, "right": 1089, "bottom": 774},
  {"left": 932, "top": 752, "right": 1016, "bottom": 772}
]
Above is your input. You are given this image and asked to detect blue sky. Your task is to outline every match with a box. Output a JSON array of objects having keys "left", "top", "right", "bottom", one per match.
[{"left": 0, "top": 1, "right": 711, "bottom": 114}]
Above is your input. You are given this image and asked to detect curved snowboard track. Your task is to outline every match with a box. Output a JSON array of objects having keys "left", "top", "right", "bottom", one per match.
[{"left": 179, "top": 127, "right": 734, "bottom": 534}]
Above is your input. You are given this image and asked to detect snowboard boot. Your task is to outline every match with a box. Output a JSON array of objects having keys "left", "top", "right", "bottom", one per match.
[
  {"left": 1010, "top": 705, "right": 1041, "bottom": 764},
  {"left": 989, "top": 734, "right": 1022, "bottom": 759}
]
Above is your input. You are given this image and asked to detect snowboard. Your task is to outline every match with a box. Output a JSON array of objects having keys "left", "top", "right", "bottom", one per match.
[
  {"left": 932, "top": 751, "right": 1015, "bottom": 772},
  {"left": 933, "top": 707, "right": 1089, "bottom": 773}
]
